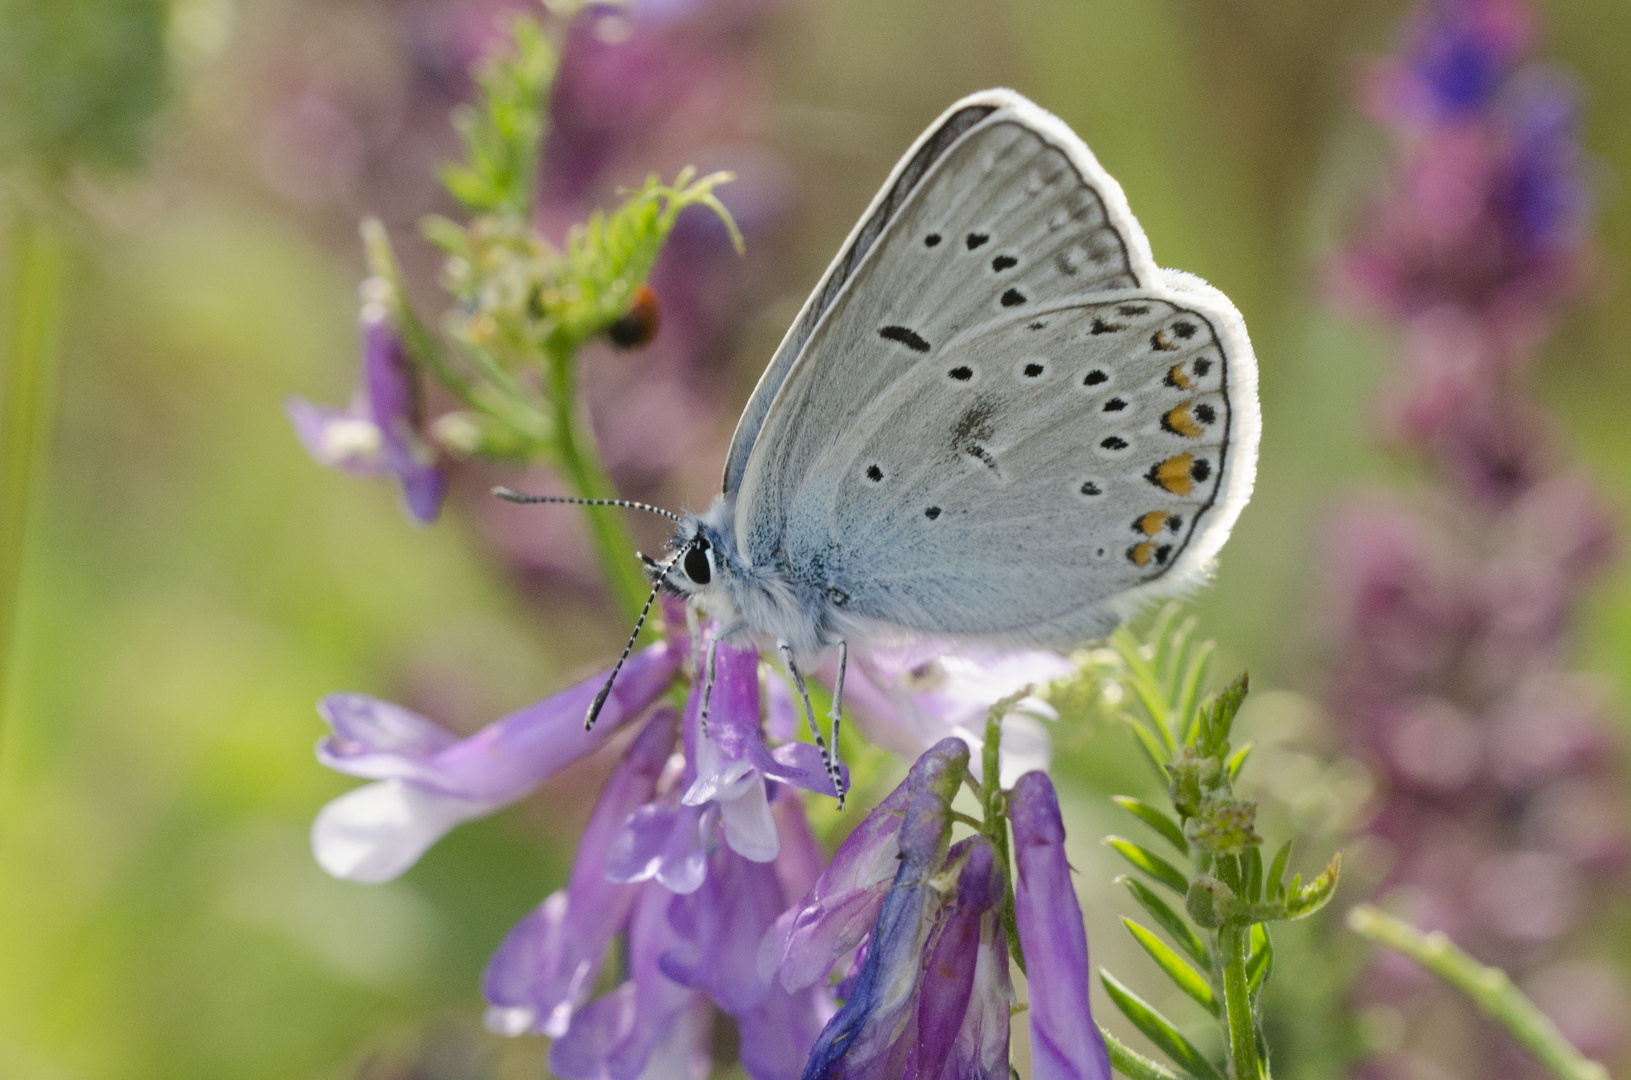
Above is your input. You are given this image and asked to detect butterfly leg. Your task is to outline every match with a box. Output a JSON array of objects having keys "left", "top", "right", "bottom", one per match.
[
  {"left": 778, "top": 640, "right": 841, "bottom": 807},
  {"left": 699, "top": 634, "right": 719, "bottom": 736},
  {"left": 827, "top": 640, "right": 848, "bottom": 804}
]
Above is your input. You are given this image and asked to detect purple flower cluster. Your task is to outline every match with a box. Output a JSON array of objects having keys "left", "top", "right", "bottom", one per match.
[
  {"left": 1331, "top": 0, "right": 1590, "bottom": 504},
  {"left": 308, "top": 604, "right": 1105, "bottom": 1078},
  {"left": 1326, "top": 1, "right": 1628, "bottom": 1074}
]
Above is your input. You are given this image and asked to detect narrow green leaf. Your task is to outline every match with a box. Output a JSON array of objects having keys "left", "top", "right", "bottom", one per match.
[
  {"left": 1123, "top": 918, "right": 1220, "bottom": 1017},
  {"left": 1119, "top": 876, "right": 1211, "bottom": 969},
  {"left": 1101, "top": 1027, "right": 1188, "bottom": 1080},
  {"left": 1120, "top": 716, "right": 1173, "bottom": 772},
  {"left": 1100, "top": 969, "right": 1227, "bottom": 1080},
  {"left": 1266, "top": 840, "right": 1292, "bottom": 901},
  {"left": 1173, "top": 639, "right": 1215, "bottom": 745},
  {"left": 1113, "top": 796, "right": 1190, "bottom": 856},
  {"left": 1194, "top": 673, "right": 1248, "bottom": 757},
  {"left": 1243, "top": 846, "right": 1263, "bottom": 903},
  {"left": 1105, "top": 837, "right": 1191, "bottom": 895},
  {"left": 1226, "top": 742, "right": 1254, "bottom": 783},
  {"left": 1247, "top": 924, "right": 1274, "bottom": 998}
]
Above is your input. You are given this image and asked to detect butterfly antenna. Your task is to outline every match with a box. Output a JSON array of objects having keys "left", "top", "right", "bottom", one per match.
[
  {"left": 492, "top": 487, "right": 683, "bottom": 523},
  {"left": 583, "top": 543, "right": 688, "bottom": 731}
]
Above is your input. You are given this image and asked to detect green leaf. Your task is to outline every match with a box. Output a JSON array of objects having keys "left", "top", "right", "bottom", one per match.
[
  {"left": 1226, "top": 742, "right": 1254, "bottom": 783},
  {"left": 1101, "top": 1027, "right": 1188, "bottom": 1080},
  {"left": 440, "top": 13, "right": 558, "bottom": 216},
  {"left": 1100, "top": 969, "right": 1227, "bottom": 1080},
  {"left": 1119, "top": 876, "right": 1211, "bottom": 969},
  {"left": 1283, "top": 851, "right": 1342, "bottom": 920},
  {"left": 1173, "top": 638, "right": 1215, "bottom": 746},
  {"left": 1247, "top": 924, "right": 1274, "bottom": 999},
  {"left": 1121, "top": 716, "right": 1174, "bottom": 772},
  {"left": 1113, "top": 796, "right": 1189, "bottom": 856},
  {"left": 1105, "top": 837, "right": 1191, "bottom": 895},
  {"left": 1123, "top": 918, "right": 1220, "bottom": 1017},
  {"left": 1265, "top": 840, "right": 1292, "bottom": 901}
]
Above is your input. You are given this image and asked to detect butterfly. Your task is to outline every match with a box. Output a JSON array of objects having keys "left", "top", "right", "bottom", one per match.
[{"left": 501, "top": 88, "right": 1260, "bottom": 801}]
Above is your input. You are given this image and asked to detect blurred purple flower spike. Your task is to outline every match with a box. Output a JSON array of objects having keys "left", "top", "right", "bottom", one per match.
[
  {"left": 310, "top": 640, "right": 679, "bottom": 883},
  {"left": 286, "top": 291, "right": 448, "bottom": 523},
  {"left": 1011, "top": 771, "right": 1112, "bottom": 1080}
]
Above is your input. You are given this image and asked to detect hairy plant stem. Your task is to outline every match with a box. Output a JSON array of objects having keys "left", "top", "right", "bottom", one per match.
[
  {"left": 981, "top": 706, "right": 1026, "bottom": 975},
  {"left": 0, "top": 205, "right": 65, "bottom": 776},
  {"left": 545, "top": 339, "right": 650, "bottom": 625},
  {"left": 1348, "top": 905, "right": 1609, "bottom": 1080},
  {"left": 1218, "top": 921, "right": 1264, "bottom": 1080}
]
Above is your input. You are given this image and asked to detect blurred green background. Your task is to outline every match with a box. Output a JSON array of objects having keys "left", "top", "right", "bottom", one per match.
[{"left": 1, "top": 1, "right": 1627, "bottom": 1078}]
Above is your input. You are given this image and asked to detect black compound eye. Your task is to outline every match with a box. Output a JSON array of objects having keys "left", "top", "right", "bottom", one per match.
[{"left": 683, "top": 541, "right": 712, "bottom": 585}]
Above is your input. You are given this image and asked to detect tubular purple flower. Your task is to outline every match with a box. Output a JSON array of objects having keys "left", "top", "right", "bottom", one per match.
[
  {"left": 484, "top": 708, "right": 681, "bottom": 1038},
  {"left": 548, "top": 878, "right": 711, "bottom": 1080},
  {"left": 797, "top": 780, "right": 956, "bottom": 1080},
  {"left": 762, "top": 737, "right": 970, "bottom": 993},
  {"left": 287, "top": 291, "right": 448, "bottom": 523},
  {"left": 1011, "top": 771, "right": 1112, "bottom": 1080},
  {"left": 906, "top": 838, "right": 1009, "bottom": 1080},
  {"left": 310, "top": 640, "right": 679, "bottom": 883}
]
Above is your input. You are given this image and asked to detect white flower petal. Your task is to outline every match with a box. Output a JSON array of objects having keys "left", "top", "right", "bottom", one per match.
[
  {"left": 718, "top": 777, "right": 779, "bottom": 863},
  {"left": 312, "top": 778, "right": 495, "bottom": 883}
]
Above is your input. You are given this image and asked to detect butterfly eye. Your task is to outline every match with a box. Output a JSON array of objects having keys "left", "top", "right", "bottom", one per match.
[{"left": 683, "top": 540, "right": 712, "bottom": 585}]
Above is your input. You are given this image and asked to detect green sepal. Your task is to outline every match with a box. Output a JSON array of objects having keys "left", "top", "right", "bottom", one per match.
[
  {"left": 1265, "top": 840, "right": 1293, "bottom": 901},
  {"left": 1122, "top": 918, "right": 1220, "bottom": 1018},
  {"left": 1105, "top": 837, "right": 1191, "bottom": 895},
  {"left": 1282, "top": 851, "right": 1342, "bottom": 920},
  {"left": 1118, "top": 875, "right": 1211, "bottom": 969},
  {"left": 1113, "top": 795, "right": 1190, "bottom": 856},
  {"left": 1242, "top": 846, "right": 1263, "bottom": 903},
  {"left": 1100, "top": 969, "right": 1227, "bottom": 1080}
]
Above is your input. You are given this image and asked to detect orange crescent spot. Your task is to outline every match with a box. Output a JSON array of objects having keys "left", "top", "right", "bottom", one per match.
[
  {"left": 1165, "top": 363, "right": 1194, "bottom": 390},
  {"left": 1136, "top": 511, "right": 1168, "bottom": 536},
  {"left": 1148, "top": 453, "right": 1195, "bottom": 496},
  {"left": 1152, "top": 329, "right": 1179, "bottom": 352},
  {"left": 1128, "top": 541, "right": 1158, "bottom": 567},
  {"left": 1162, "top": 404, "right": 1205, "bottom": 438}
]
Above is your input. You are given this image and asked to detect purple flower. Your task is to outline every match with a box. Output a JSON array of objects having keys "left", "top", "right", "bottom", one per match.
[
  {"left": 834, "top": 644, "right": 1069, "bottom": 788},
  {"left": 1011, "top": 771, "right": 1112, "bottom": 1080},
  {"left": 796, "top": 796, "right": 994, "bottom": 1078},
  {"left": 761, "top": 738, "right": 970, "bottom": 994},
  {"left": 287, "top": 291, "right": 448, "bottom": 523}
]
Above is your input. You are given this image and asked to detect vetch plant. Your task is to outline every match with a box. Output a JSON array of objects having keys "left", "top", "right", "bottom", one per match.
[
  {"left": 1075, "top": 610, "right": 1341, "bottom": 1080},
  {"left": 286, "top": 4, "right": 740, "bottom": 618}
]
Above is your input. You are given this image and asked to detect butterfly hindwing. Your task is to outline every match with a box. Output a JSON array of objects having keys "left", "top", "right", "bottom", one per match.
[{"left": 754, "top": 293, "right": 1251, "bottom": 644}]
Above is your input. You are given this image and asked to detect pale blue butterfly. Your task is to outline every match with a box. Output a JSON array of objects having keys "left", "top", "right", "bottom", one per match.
[{"left": 500, "top": 89, "right": 1261, "bottom": 802}]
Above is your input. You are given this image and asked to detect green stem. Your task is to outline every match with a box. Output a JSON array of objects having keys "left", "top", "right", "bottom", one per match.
[
  {"left": 981, "top": 704, "right": 1025, "bottom": 975},
  {"left": 1102, "top": 1027, "right": 1187, "bottom": 1080},
  {"left": 544, "top": 340, "right": 649, "bottom": 625},
  {"left": 1347, "top": 904, "right": 1609, "bottom": 1080},
  {"left": 1218, "top": 921, "right": 1264, "bottom": 1080},
  {"left": 0, "top": 205, "right": 66, "bottom": 774}
]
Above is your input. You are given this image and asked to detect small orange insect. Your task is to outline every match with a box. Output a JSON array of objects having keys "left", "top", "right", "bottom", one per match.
[{"left": 607, "top": 284, "right": 660, "bottom": 349}]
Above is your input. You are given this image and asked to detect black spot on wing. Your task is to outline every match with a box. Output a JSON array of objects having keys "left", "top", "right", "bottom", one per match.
[
  {"left": 1083, "top": 370, "right": 1108, "bottom": 386},
  {"left": 1090, "top": 318, "right": 1122, "bottom": 335},
  {"left": 866, "top": 464, "right": 883, "bottom": 482},
  {"left": 924, "top": 506, "right": 941, "bottom": 520},
  {"left": 925, "top": 233, "right": 942, "bottom": 247},
  {"left": 1103, "top": 398, "right": 1127, "bottom": 412},
  {"left": 1100, "top": 436, "right": 1128, "bottom": 450},
  {"left": 878, "top": 325, "right": 931, "bottom": 352},
  {"left": 1000, "top": 288, "right": 1027, "bottom": 307},
  {"left": 948, "top": 366, "right": 973, "bottom": 382},
  {"left": 966, "top": 232, "right": 989, "bottom": 250},
  {"left": 1024, "top": 363, "right": 1044, "bottom": 378},
  {"left": 991, "top": 255, "right": 1017, "bottom": 272}
]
